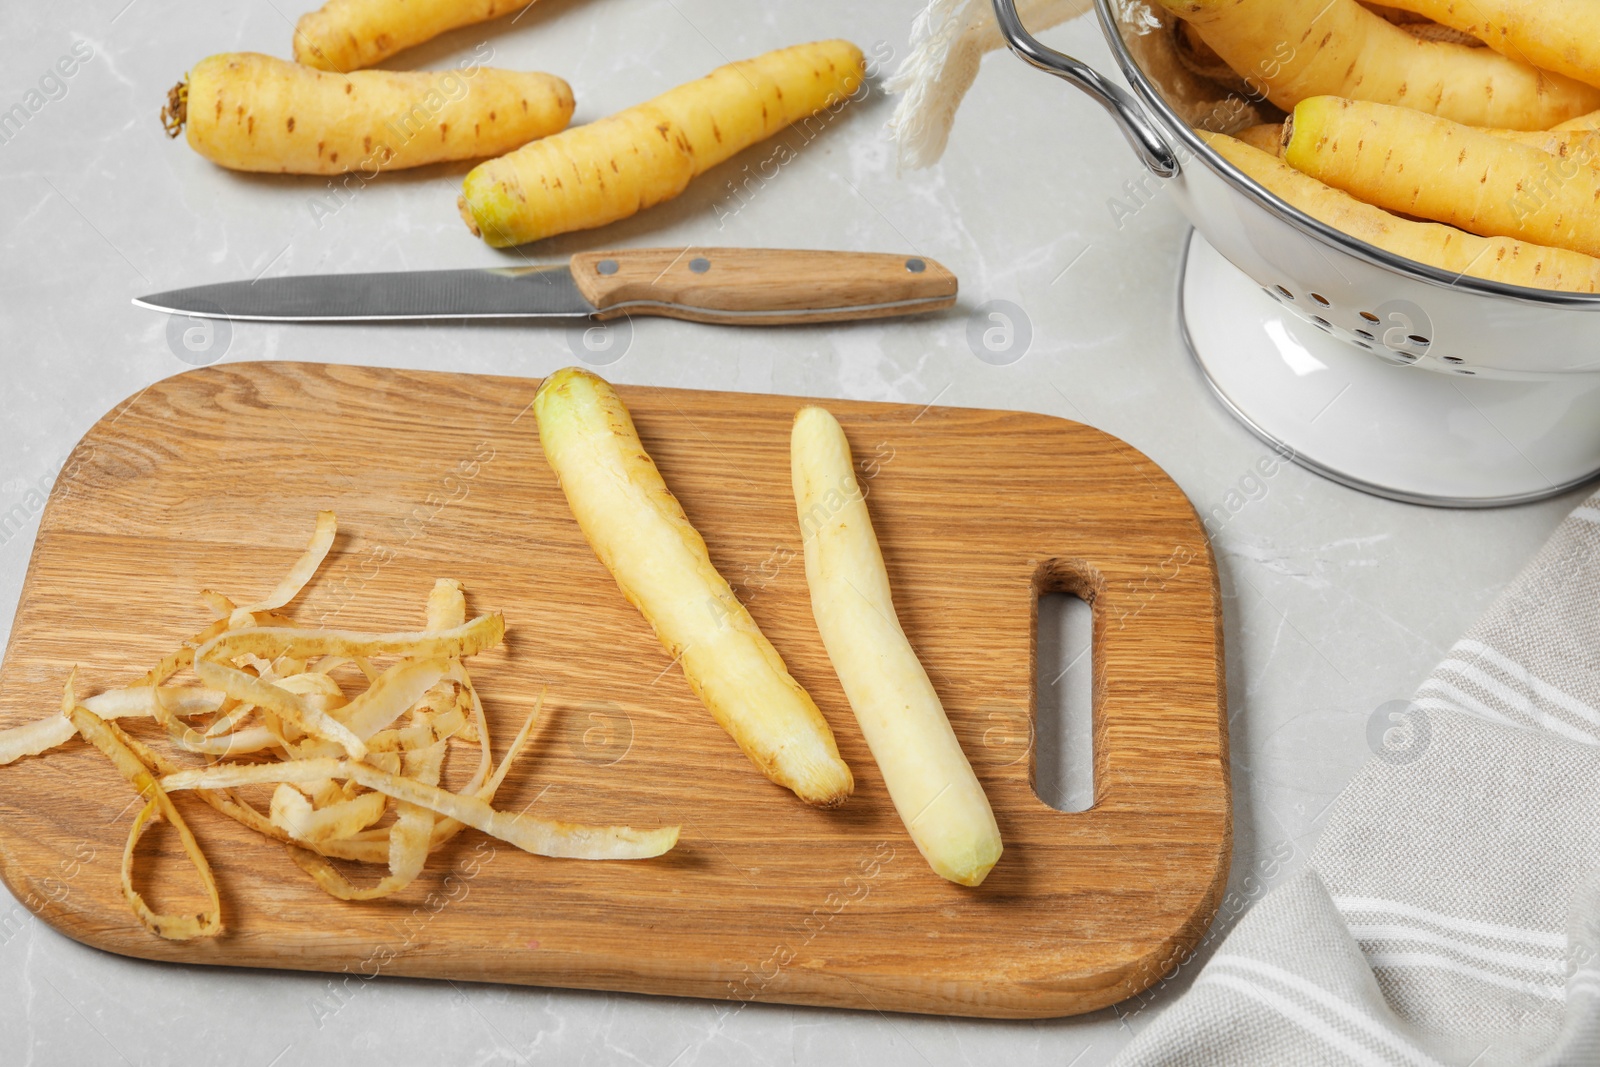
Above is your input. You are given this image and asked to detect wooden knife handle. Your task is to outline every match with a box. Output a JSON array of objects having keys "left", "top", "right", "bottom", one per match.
[{"left": 569, "top": 248, "right": 957, "bottom": 325}]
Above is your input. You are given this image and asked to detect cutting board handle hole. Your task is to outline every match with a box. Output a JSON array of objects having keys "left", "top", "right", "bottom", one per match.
[{"left": 1034, "top": 589, "right": 1095, "bottom": 813}]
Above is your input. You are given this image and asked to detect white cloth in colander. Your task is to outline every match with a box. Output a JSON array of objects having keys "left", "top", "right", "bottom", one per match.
[
  {"left": 885, "top": 1, "right": 1487, "bottom": 171},
  {"left": 886, "top": 0, "right": 1092, "bottom": 171}
]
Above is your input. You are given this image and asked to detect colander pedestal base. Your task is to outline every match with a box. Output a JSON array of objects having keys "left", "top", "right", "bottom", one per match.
[{"left": 1180, "top": 232, "right": 1600, "bottom": 507}]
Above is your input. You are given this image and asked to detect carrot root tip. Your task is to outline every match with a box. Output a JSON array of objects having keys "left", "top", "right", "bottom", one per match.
[{"left": 161, "top": 79, "right": 189, "bottom": 139}]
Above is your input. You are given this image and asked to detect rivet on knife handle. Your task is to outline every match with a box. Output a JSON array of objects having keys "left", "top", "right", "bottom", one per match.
[{"left": 569, "top": 248, "right": 958, "bottom": 325}]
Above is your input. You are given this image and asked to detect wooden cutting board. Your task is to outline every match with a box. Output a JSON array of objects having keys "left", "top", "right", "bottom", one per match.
[{"left": 0, "top": 362, "right": 1227, "bottom": 1019}]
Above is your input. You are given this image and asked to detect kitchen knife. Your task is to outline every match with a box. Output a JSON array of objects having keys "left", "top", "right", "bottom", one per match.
[{"left": 132, "top": 248, "right": 958, "bottom": 327}]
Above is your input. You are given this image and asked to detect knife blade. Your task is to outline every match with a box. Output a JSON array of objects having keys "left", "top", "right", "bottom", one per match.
[{"left": 133, "top": 247, "right": 958, "bottom": 327}]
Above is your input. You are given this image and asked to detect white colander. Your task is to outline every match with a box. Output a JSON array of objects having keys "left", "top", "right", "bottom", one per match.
[{"left": 995, "top": 0, "right": 1600, "bottom": 506}]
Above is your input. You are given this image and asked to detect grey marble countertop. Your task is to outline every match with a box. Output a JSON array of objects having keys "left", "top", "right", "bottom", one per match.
[{"left": 0, "top": 1, "right": 1587, "bottom": 1063}]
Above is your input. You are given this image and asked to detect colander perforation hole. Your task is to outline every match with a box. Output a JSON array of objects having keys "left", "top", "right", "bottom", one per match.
[
  {"left": 1441, "top": 356, "right": 1465, "bottom": 365},
  {"left": 1310, "top": 293, "right": 1331, "bottom": 307},
  {"left": 1355, "top": 329, "right": 1375, "bottom": 340},
  {"left": 1359, "top": 311, "right": 1380, "bottom": 323},
  {"left": 1408, "top": 334, "right": 1431, "bottom": 346},
  {"left": 1311, "top": 316, "right": 1331, "bottom": 330},
  {"left": 1276, "top": 285, "right": 1294, "bottom": 300}
]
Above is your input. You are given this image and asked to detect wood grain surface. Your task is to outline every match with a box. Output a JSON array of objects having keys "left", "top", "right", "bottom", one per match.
[
  {"left": 0, "top": 362, "right": 1228, "bottom": 1018},
  {"left": 569, "top": 247, "right": 958, "bottom": 324}
]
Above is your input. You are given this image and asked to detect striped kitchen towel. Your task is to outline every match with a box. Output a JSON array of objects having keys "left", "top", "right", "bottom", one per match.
[{"left": 1113, "top": 497, "right": 1600, "bottom": 1066}]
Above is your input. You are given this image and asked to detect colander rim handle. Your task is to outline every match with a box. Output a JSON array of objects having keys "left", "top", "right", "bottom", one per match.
[{"left": 992, "top": 0, "right": 1180, "bottom": 178}]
